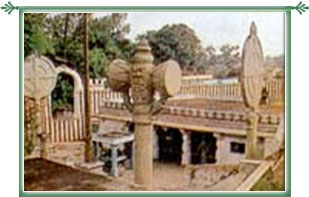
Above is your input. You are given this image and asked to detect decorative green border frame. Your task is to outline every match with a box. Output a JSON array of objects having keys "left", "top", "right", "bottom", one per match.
[{"left": 4, "top": 0, "right": 303, "bottom": 196}]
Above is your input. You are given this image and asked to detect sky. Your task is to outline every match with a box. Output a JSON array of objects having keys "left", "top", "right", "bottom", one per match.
[{"left": 98, "top": 12, "right": 285, "bottom": 56}]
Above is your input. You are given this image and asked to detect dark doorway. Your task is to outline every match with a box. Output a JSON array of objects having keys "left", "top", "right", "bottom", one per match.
[
  {"left": 126, "top": 122, "right": 134, "bottom": 133},
  {"left": 191, "top": 132, "right": 217, "bottom": 164},
  {"left": 156, "top": 128, "right": 183, "bottom": 164}
]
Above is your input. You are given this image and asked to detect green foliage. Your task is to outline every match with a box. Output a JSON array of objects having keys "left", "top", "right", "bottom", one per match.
[
  {"left": 92, "top": 123, "right": 99, "bottom": 134},
  {"left": 192, "top": 44, "right": 241, "bottom": 78},
  {"left": 24, "top": 14, "right": 54, "bottom": 56},
  {"left": 142, "top": 24, "right": 201, "bottom": 68},
  {"left": 51, "top": 74, "right": 74, "bottom": 112},
  {"left": 47, "top": 13, "right": 84, "bottom": 72},
  {"left": 251, "top": 165, "right": 285, "bottom": 191},
  {"left": 24, "top": 13, "right": 133, "bottom": 111},
  {"left": 89, "top": 48, "right": 109, "bottom": 79}
]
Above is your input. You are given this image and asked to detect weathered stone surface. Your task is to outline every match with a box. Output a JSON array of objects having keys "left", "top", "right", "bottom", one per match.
[
  {"left": 106, "top": 59, "right": 131, "bottom": 92},
  {"left": 152, "top": 60, "right": 182, "bottom": 98},
  {"left": 24, "top": 55, "right": 57, "bottom": 100},
  {"left": 240, "top": 22, "right": 265, "bottom": 110},
  {"left": 240, "top": 22, "right": 266, "bottom": 160},
  {"left": 106, "top": 39, "right": 182, "bottom": 189}
]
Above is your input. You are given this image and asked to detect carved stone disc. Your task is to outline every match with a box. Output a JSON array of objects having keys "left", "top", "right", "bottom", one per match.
[
  {"left": 24, "top": 55, "right": 57, "bottom": 100},
  {"left": 107, "top": 59, "right": 131, "bottom": 92},
  {"left": 153, "top": 60, "right": 182, "bottom": 97},
  {"left": 241, "top": 22, "right": 265, "bottom": 110}
]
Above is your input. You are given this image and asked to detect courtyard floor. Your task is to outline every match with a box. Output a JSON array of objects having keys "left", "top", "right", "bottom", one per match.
[{"left": 24, "top": 142, "right": 284, "bottom": 191}]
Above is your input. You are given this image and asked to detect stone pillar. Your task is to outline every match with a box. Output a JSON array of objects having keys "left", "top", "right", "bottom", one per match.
[
  {"left": 131, "top": 141, "right": 135, "bottom": 169},
  {"left": 111, "top": 144, "right": 118, "bottom": 177},
  {"left": 256, "top": 137, "right": 265, "bottom": 160},
  {"left": 180, "top": 130, "right": 191, "bottom": 165},
  {"left": 246, "top": 111, "right": 259, "bottom": 159},
  {"left": 35, "top": 99, "right": 48, "bottom": 159},
  {"left": 134, "top": 121, "right": 153, "bottom": 188},
  {"left": 107, "top": 39, "right": 181, "bottom": 189},
  {"left": 153, "top": 130, "right": 159, "bottom": 160},
  {"left": 214, "top": 133, "right": 223, "bottom": 164},
  {"left": 240, "top": 22, "right": 265, "bottom": 160}
]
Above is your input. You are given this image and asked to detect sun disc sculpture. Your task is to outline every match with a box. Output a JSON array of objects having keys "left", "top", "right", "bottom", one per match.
[
  {"left": 240, "top": 22, "right": 265, "bottom": 160},
  {"left": 24, "top": 54, "right": 58, "bottom": 158},
  {"left": 107, "top": 39, "right": 182, "bottom": 189}
]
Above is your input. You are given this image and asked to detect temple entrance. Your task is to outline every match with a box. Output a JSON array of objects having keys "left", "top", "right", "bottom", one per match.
[
  {"left": 156, "top": 127, "right": 183, "bottom": 164},
  {"left": 191, "top": 132, "right": 217, "bottom": 164}
]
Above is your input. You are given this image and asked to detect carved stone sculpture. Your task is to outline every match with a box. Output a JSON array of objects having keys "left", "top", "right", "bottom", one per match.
[
  {"left": 107, "top": 39, "right": 182, "bottom": 189},
  {"left": 240, "top": 22, "right": 265, "bottom": 160},
  {"left": 24, "top": 54, "right": 57, "bottom": 158}
]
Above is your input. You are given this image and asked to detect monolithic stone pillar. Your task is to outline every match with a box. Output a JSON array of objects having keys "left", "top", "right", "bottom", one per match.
[
  {"left": 214, "top": 133, "right": 223, "bottom": 164},
  {"left": 246, "top": 111, "right": 259, "bottom": 159},
  {"left": 134, "top": 120, "right": 153, "bottom": 188},
  {"left": 24, "top": 55, "right": 58, "bottom": 159},
  {"left": 180, "top": 130, "right": 191, "bottom": 165},
  {"left": 153, "top": 130, "right": 159, "bottom": 160},
  {"left": 256, "top": 137, "right": 265, "bottom": 160},
  {"left": 107, "top": 39, "right": 181, "bottom": 189},
  {"left": 111, "top": 144, "right": 119, "bottom": 177},
  {"left": 240, "top": 22, "right": 265, "bottom": 160}
]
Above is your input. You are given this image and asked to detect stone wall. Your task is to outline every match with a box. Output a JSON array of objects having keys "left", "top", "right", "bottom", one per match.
[{"left": 215, "top": 134, "right": 266, "bottom": 165}]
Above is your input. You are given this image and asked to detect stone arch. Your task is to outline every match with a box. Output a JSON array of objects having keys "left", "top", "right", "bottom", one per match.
[{"left": 55, "top": 64, "right": 84, "bottom": 116}]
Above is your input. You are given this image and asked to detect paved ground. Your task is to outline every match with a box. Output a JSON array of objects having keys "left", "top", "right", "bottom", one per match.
[
  {"left": 24, "top": 142, "right": 284, "bottom": 191},
  {"left": 25, "top": 142, "right": 242, "bottom": 191},
  {"left": 111, "top": 162, "right": 243, "bottom": 191},
  {"left": 24, "top": 158, "right": 111, "bottom": 191}
]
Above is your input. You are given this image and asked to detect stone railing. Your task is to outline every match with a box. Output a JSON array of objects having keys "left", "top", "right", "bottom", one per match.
[
  {"left": 179, "top": 79, "right": 283, "bottom": 102},
  {"left": 90, "top": 78, "right": 283, "bottom": 106},
  {"left": 90, "top": 79, "right": 123, "bottom": 115},
  {"left": 51, "top": 116, "right": 84, "bottom": 143},
  {"left": 179, "top": 83, "right": 242, "bottom": 101}
]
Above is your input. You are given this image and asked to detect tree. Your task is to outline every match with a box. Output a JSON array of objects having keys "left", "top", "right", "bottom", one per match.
[
  {"left": 24, "top": 13, "right": 134, "bottom": 112},
  {"left": 191, "top": 44, "right": 241, "bottom": 78},
  {"left": 215, "top": 44, "right": 241, "bottom": 78},
  {"left": 141, "top": 24, "right": 201, "bottom": 69},
  {"left": 51, "top": 74, "right": 74, "bottom": 112},
  {"left": 192, "top": 46, "right": 216, "bottom": 74},
  {"left": 24, "top": 14, "right": 54, "bottom": 56}
]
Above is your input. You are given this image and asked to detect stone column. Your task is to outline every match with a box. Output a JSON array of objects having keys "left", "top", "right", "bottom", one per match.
[
  {"left": 134, "top": 120, "right": 153, "bottom": 188},
  {"left": 256, "top": 137, "right": 265, "bottom": 160},
  {"left": 246, "top": 111, "right": 259, "bottom": 159},
  {"left": 180, "top": 130, "right": 191, "bottom": 165},
  {"left": 153, "top": 130, "right": 159, "bottom": 160},
  {"left": 35, "top": 99, "right": 48, "bottom": 159},
  {"left": 131, "top": 141, "right": 135, "bottom": 169},
  {"left": 214, "top": 133, "right": 223, "bottom": 164},
  {"left": 106, "top": 39, "right": 181, "bottom": 189},
  {"left": 111, "top": 144, "right": 118, "bottom": 177}
]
